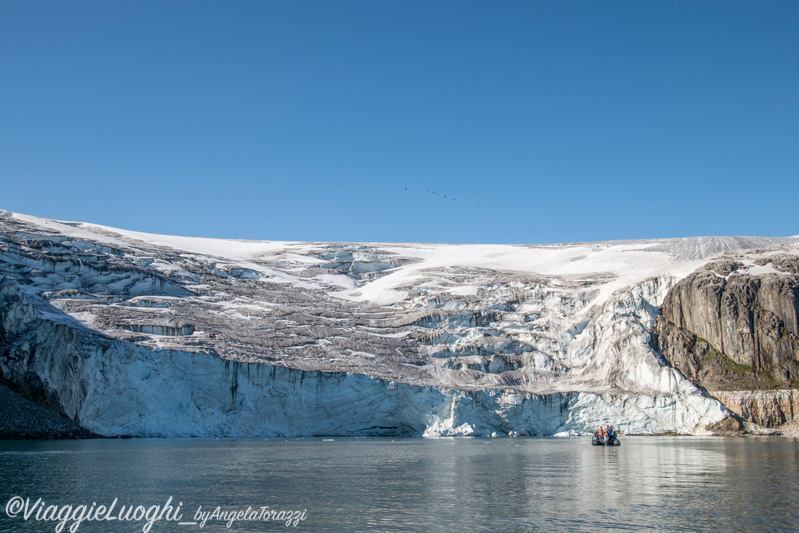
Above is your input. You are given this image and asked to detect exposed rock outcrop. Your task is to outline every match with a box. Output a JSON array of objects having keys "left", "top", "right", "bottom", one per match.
[
  {"left": 0, "top": 382, "right": 97, "bottom": 439},
  {"left": 712, "top": 390, "right": 799, "bottom": 428},
  {"left": 657, "top": 252, "right": 799, "bottom": 428}
]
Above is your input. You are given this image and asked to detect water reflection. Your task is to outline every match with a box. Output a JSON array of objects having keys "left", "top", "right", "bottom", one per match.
[{"left": 0, "top": 437, "right": 797, "bottom": 532}]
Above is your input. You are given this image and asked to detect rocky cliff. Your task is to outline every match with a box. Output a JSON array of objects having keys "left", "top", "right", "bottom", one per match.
[{"left": 657, "top": 252, "right": 799, "bottom": 429}]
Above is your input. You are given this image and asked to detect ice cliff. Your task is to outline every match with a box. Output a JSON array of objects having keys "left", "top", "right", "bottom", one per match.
[{"left": 1, "top": 210, "right": 796, "bottom": 437}]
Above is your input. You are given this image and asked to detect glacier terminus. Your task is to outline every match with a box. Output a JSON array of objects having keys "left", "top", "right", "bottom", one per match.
[{"left": 1, "top": 210, "right": 797, "bottom": 438}]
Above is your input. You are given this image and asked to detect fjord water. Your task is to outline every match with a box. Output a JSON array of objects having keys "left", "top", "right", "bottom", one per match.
[{"left": 1, "top": 437, "right": 797, "bottom": 532}]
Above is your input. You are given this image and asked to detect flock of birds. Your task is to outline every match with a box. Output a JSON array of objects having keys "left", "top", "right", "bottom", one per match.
[{"left": 404, "top": 187, "right": 482, "bottom": 208}]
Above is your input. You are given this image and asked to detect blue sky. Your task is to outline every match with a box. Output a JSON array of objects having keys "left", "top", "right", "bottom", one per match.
[{"left": 2, "top": 2, "right": 797, "bottom": 244}]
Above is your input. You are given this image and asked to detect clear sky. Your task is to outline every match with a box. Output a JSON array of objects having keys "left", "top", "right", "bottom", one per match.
[{"left": 1, "top": 1, "right": 797, "bottom": 244}]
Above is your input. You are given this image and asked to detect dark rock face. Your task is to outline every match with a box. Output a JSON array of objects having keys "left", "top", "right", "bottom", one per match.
[
  {"left": 705, "top": 414, "right": 745, "bottom": 436},
  {"left": 0, "top": 382, "right": 97, "bottom": 439},
  {"left": 659, "top": 260, "right": 799, "bottom": 388},
  {"left": 657, "top": 255, "right": 799, "bottom": 426}
]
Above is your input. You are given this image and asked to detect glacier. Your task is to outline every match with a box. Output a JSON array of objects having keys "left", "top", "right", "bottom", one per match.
[{"left": 1, "top": 210, "right": 796, "bottom": 437}]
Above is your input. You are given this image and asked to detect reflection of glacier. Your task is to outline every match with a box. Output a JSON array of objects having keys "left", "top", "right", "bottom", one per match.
[
  {"left": 1, "top": 210, "right": 796, "bottom": 436},
  {"left": 566, "top": 437, "right": 730, "bottom": 520}
]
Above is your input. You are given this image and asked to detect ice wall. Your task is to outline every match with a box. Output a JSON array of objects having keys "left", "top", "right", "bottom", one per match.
[{"left": 0, "top": 281, "right": 725, "bottom": 437}]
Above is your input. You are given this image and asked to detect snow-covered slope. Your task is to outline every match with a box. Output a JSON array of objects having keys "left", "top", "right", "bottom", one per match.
[{"left": 1, "top": 210, "right": 796, "bottom": 436}]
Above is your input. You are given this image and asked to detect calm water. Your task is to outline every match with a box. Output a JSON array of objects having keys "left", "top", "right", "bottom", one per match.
[{"left": 0, "top": 437, "right": 797, "bottom": 532}]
